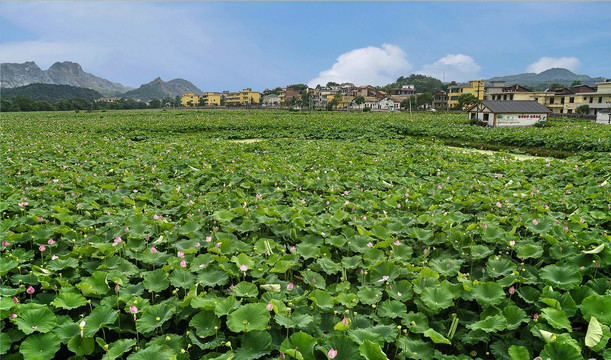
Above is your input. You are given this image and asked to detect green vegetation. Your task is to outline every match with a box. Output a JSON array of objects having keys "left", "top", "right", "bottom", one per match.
[
  {"left": 1, "top": 83, "right": 103, "bottom": 103},
  {"left": 383, "top": 74, "right": 445, "bottom": 93},
  {"left": 1, "top": 110, "right": 610, "bottom": 360}
]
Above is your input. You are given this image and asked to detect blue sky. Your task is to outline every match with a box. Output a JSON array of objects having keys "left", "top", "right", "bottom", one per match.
[{"left": 1, "top": 1, "right": 609, "bottom": 91}]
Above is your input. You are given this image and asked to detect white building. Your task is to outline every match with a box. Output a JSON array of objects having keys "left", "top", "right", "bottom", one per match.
[{"left": 468, "top": 100, "right": 551, "bottom": 128}]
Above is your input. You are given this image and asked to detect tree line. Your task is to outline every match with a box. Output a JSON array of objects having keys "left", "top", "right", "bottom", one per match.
[{"left": 0, "top": 95, "right": 182, "bottom": 112}]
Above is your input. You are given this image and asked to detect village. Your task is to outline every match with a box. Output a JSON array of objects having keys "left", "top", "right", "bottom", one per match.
[{"left": 180, "top": 79, "right": 611, "bottom": 126}]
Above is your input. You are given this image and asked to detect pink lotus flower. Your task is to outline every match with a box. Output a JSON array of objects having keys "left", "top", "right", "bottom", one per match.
[
  {"left": 12, "top": 297, "right": 18, "bottom": 303},
  {"left": 153, "top": 214, "right": 161, "bottom": 220},
  {"left": 51, "top": 255, "right": 59, "bottom": 260},
  {"left": 328, "top": 348, "right": 337, "bottom": 359},
  {"left": 124, "top": 227, "right": 129, "bottom": 232},
  {"left": 496, "top": 201, "right": 502, "bottom": 208},
  {"left": 482, "top": 223, "right": 487, "bottom": 229},
  {"left": 206, "top": 236, "right": 212, "bottom": 243},
  {"left": 215, "top": 242, "right": 221, "bottom": 248},
  {"left": 342, "top": 317, "right": 349, "bottom": 325},
  {"left": 47, "top": 239, "right": 56, "bottom": 245},
  {"left": 266, "top": 302, "right": 273, "bottom": 311},
  {"left": 240, "top": 264, "right": 248, "bottom": 272},
  {"left": 280, "top": 353, "right": 285, "bottom": 359},
  {"left": 509, "top": 286, "right": 515, "bottom": 295},
  {"left": 394, "top": 240, "right": 401, "bottom": 246},
  {"left": 113, "top": 237, "right": 122, "bottom": 246},
  {"left": 367, "top": 242, "right": 373, "bottom": 248},
  {"left": 509, "top": 240, "right": 515, "bottom": 247},
  {"left": 196, "top": 242, "right": 200, "bottom": 247},
  {"left": 256, "top": 194, "right": 262, "bottom": 199},
  {"left": 39, "top": 244, "right": 46, "bottom": 252},
  {"left": 532, "top": 219, "right": 539, "bottom": 226},
  {"left": 10, "top": 313, "right": 17, "bottom": 319},
  {"left": 150, "top": 246, "right": 157, "bottom": 254},
  {"left": 580, "top": 218, "right": 586, "bottom": 224},
  {"left": 287, "top": 283, "right": 294, "bottom": 291},
  {"left": 2, "top": 240, "right": 10, "bottom": 247},
  {"left": 289, "top": 246, "right": 295, "bottom": 252},
  {"left": 130, "top": 305, "right": 137, "bottom": 314},
  {"left": 180, "top": 260, "right": 187, "bottom": 268},
  {"left": 26, "top": 286, "right": 35, "bottom": 294},
  {"left": 177, "top": 251, "right": 185, "bottom": 258},
  {"left": 533, "top": 313, "right": 539, "bottom": 320}
]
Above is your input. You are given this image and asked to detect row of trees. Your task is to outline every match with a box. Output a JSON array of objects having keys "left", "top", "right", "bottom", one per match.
[{"left": 1, "top": 95, "right": 184, "bottom": 112}]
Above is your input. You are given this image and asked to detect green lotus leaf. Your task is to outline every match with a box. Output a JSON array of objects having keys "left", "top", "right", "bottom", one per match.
[
  {"left": 67, "top": 335, "right": 94, "bottom": 356},
  {"left": 420, "top": 286, "right": 453, "bottom": 312},
  {"left": 77, "top": 271, "right": 109, "bottom": 296},
  {"left": 19, "top": 333, "right": 61, "bottom": 360},
  {"left": 340, "top": 255, "right": 362, "bottom": 269},
  {"left": 401, "top": 311, "right": 429, "bottom": 334},
  {"left": 515, "top": 242, "right": 543, "bottom": 259},
  {"left": 503, "top": 305, "right": 528, "bottom": 330},
  {"left": 471, "top": 245, "right": 493, "bottom": 260},
  {"left": 581, "top": 294, "right": 611, "bottom": 324},
  {"left": 335, "top": 292, "right": 359, "bottom": 308},
  {"left": 189, "top": 332, "right": 226, "bottom": 351},
  {"left": 582, "top": 243, "right": 605, "bottom": 254},
  {"left": 423, "top": 328, "right": 451, "bottom": 344},
  {"left": 214, "top": 296, "right": 239, "bottom": 317},
  {"left": 325, "top": 335, "right": 360, "bottom": 360},
  {"left": 316, "top": 257, "right": 342, "bottom": 274},
  {"left": 396, "top": 338, "right": 434, "bottom": 360},
  {"left": 591, "top": 323, "right": 610, "bottom": 352},
  {"left": 429, "top": 258, "right": 463, "bottom": 276},
  {"left": 125, "top": 345, "right": 174, "bottom": 360},
  {"left": 539, "top": 265, "right": 582, "bottom": 290},
  {"left": 517, "top": 286, "right": 540, "bottom": 303},
  {"left": 371, "top": 260, "right": 402, "bottom": 283},
  {"left": 538, "top": 342, "right": 582, "bottom": 360},
  {"left": 387, "top": 280, "right": 413, "bottom": 302},
  {"left": 143, "top": 269, "right": 170, "bottom": 292},
  {"left": 359, "top": 339, "right": 388, "bottom": 360},
  {"left": 585, "top": 316, "right": 603, "bottom": 348},
  {"left": 275, "top": 313, "right": 313, "bottom": 330},
  {"left": 301, "top": 269, "right": 326, "bottom": 289},
  {"left": 348, "top": 328, "right": 385, "bottom": 345},
  {"left": 82, "top": 305, "right": 118, "bottom": 337},
  {"left": 189, "top": 311, "right": 221, "bottom": 338},
  {"left": 179, "top": 221, "right": 201, "bottom": 235},
  {"left": 486, "top": 256, "right": 517, "bottom": 278},
  {"left": 541, "top": 307, "right": 572, "bottom": 331},
  {"left": 466, "top": 314, "right": 507, "bottom": 333},
  {"left": 15, "top": 304, "right": 57, "bottom": 335},
  {"left": 53, "top": 321, "right": 79, "bottom": 342},
  {"left": 309, "top": 289, "right": 334, "bottom": 310},
  {"left": 169, "top": 269, "right": 196, "bottom": 289},
  {"left": 147, "top": 333, "right": 185, "bottom": 351},
  {"left": 46, "top": 257, "right": 79, "bottom": 271},
  {"left": 198, "top": 268, "right": 229, "bottom": 287},
  {"left": 508, "top": 345, "right": 530, "bottom": 360},
  {"left": 51, "top": 292, "right": 87, "bottom": 310},
  {"left": 232, "top": 282, "right": 259, "bottom": 298},
  {"left": 279, "top": 332, "right": 317, "bottom": 360},
  {"left": 471, "top": 282, "right": 505, "bottom": 307},
  {"left": 227, "top": 303, "right": 270, "bottom": 333},
  {"left": 378, "top": 299, "right": 406, "bottom": 319},
  {"left": 357, "top": 287, "right": 383, "bottom": 305},
  {"left": 233, "top": 330, "right": 272, "bottom": 360},
  {"left": 102, "top": 339, "right": 137, "bottom": 360},
  {"left": 136, "top": 303, "right": 175, "bottom": 334},
  {"left": 213, "top": 210, "right": 234, "bottom": 222}
]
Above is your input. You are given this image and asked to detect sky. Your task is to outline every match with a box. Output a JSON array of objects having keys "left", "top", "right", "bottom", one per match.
[{"left": 0, "top": 1, "right": 609, "bottom": 91}]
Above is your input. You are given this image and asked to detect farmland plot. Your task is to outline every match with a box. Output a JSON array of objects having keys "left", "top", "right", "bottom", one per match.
[{"left": 1, "top": 110, "right": 610, "bottom": 360}]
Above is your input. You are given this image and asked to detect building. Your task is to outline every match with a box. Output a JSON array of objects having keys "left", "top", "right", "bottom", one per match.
[
  {"left": 225, "top": 88, "right": 261, "bottom": 106},
  {"left": 262, "top": 94, "right": 280, "bottom": 107},
  {"left": 181, "top": 93, "right": 201, "bottom": 107},
  {"left": 447, "top": 80, "right": 486, "bottom": 108},
  {"left": 597, "top": 110, "right": 611, "bottom": 124},
  {"left": 283, "top": 87, "right": 301, "bottom": 104},
  {"left": 388, "top": 85, "right": 416, "bottom": 96},
  {"left": 484, "top": 81, "right": 507, "bottom": 99},
  {"left": 202, "top": 92, "right": 222, "bottom": 106},
  {"left": 433, "top": 91, "right": 448, "bottom": 109},
  {"left": 468, "top": 100, "right": 551, "bottom": 128},
  {"left": 575, "top": 80, "right": 611, "bottom": 116}
]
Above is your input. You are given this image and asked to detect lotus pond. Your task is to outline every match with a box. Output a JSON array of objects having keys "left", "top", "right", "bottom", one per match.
[{"left": 1, "top": 110, "right": 610, "bottom": 360}]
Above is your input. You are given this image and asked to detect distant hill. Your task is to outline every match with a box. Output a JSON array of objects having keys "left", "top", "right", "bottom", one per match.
[
  {"left": 1, "top": 83, "right": 103, "bottom": 103},
  {"left": 122, "top": 77, "right": 202, "bottom": 102},
  {"left": 382, "top": 74, "right": 445, "bottom": 93},
  {"left": 0, "top": 61, "right": 133, "bottom": 96},
  {"left": 488, "top": 68, "right": 605, "bottom": 91}
]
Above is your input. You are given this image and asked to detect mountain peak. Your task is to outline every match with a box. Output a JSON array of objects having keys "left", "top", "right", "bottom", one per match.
[
  {"left": 48, "top": 61, "right": 84, "bottom": 75},
  {"left": 537, "top": 68, "right": 576, "bottom": 76}
]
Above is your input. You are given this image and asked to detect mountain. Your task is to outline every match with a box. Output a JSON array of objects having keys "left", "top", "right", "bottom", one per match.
[
  {"left": 121, "top": 77, "right": 202, "bottom": 102},
  {"left": 0, "top": 61, "right": 133, "bottom": 96},
  {"left": 2, "top": 83, "right": 102, "bottom": 103},
  {"left": 488, "top": 68, "right": 605, "bottom": 91}
]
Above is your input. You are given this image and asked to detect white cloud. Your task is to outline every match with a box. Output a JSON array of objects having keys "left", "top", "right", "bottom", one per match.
[
  {"left": 308, "top": 44, "right": 412, "bottom": 87},
  {"left": 417, "top": 54, "right": 481, "bottom": 82},
  {"left": 526, "top": 57, "right": 581, "bottom": 73}
]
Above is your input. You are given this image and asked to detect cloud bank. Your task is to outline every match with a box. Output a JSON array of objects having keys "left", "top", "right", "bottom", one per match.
[
  {"left": 307, "top": 44, "right": 412, "bottom": 87},
  {"left": 417, "top": 54, "right": 481, "bottom": 82},
  {"left": 526, "top": 57, "right": 581, "bottom": 73}
]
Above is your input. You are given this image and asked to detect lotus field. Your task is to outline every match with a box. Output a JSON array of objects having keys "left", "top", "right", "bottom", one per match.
[{"left": 1, "top": 110, "right": 610, "bottom": 360}]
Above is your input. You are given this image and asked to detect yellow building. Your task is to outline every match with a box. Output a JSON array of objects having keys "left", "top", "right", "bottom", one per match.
[
  {"left": 181, "top": 93, "right": 201, "bottom": 107},
  {"left": 225, "top": 88, "right": 261, "bottom": 106},
  {"left": 203, "top": 92, "right": 222, "bottom": 106},
  {"left": 447, "top": 80, "right": 486, "bottom": 108}
]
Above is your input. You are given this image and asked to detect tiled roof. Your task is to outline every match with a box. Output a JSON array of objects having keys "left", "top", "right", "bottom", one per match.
[{"left": 471, "top": 100, "right": 551, "bottom": 113}]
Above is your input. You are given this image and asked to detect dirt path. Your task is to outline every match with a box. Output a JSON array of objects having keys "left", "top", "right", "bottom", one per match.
[{"left": 445, "top": 146, "right": 559, "bottom": 161}]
